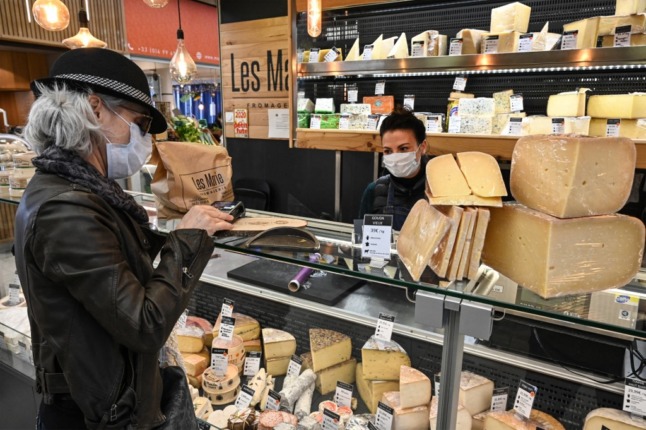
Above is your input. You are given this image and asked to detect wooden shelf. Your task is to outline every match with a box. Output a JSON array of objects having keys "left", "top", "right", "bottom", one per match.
[{"left": 295, "top": 129, "right": 646, "bottom": 168}]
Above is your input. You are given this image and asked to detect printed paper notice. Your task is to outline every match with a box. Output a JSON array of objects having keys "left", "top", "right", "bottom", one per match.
[{"left": 268, "top": 109, "right": 290, "bottom": 139}]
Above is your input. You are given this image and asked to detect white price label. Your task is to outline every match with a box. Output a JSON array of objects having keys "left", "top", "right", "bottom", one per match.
[
  {"left": 513, "top": 380, "right": 538, "bottom": 419},
  {"left": 484, "top": 36, "right": 499, "bottom": 53},
  {"left": 297, "top": 50, "right": 305, "bottom": 63},
  {"left": 310, "top": 115, "right": 322, "bottom": 129},
  {"left": 449, "top": 38, "right": 463, "bottom": 56},
  {"left": 339, "top": 114, "right": 350, "bottom": 130},
  {"left": 518, "top": 34, "right": 533, "bottom": 52},
  {"left": 510, "top": 95, "right": 524, "bottom": 112},
  {"left": 491, "top": 387, "right": 509, "bottom": 412},
  {"left": 551, "top": 118, "right": 565, "bottom": 134},
  {"left": 309, "top": 48, "right": 320, "bottom": 63},
  {"left": 221, "top": 298, "right": 234, "bottom": 318},
  {"left": 561, "top": 30, "right": 578, "bottom": 50},
  {"left": 453, "top": 76, "right": 467, "bottom": 91},
  {"left": 362, "top": 44, "right": 374, "bottom": 60},
  {"left": 178, "top": 309, "right": 188, "bottom": 329},
  {"left": 322, "top": 409, "right": 342, "bottom": 430},
  {"left": 606, "top": 119, "right": 621, "bottom": 137},
  {"left": 411, "top": 40, "right": 425, "bottom": 57},
  {"left": 324, "top": 47, "right": 340, "bottom": 62},
  {"left": 375, "top": 81, "right": 386, "bottom": 96},
  {"left": 211, "top": 348, "right": 228, "bottom": 376},
  {"left": 286, "top": 355, "right": 302, "bottom": 378},
  {"left": 348, "top": 88, "right": 358, "bottom": 103},
  {"left": 375, "top": 313, "right": 395, "bottom": 342},
  {"left": 434, "top": 374, "right": 441, "bottom": 396},
  {"left": 361, "top": 215, "right": 393, "bottom": 259},
  {"left": 615, "top": 25, "right": 632, "bottom": 47},
  {"left": 334, "top": 381, "right": 354, "bottom": 408},
  {"left": 8, "top": 283, "right": 20, "bottom": 305},
  {"left": 403, "top": 95, "right": 415, "bottom": 111},
  {"left": 218, "top": 316, "right": 236, "bottom": 341},
  {"left": 367, "top": 114, "right": 380, "bottom": 130},
  {"left": 297, "top": 91, "right": 305, "bottom": 100},
  {"left": 504, "top": 117, "right": 523, "bottom": 135},
  {"left": 448, "top": 116, "right": 461, "bottom": 133},
  {"left": 426, "top": 115, "right": 442, "bottom": 133},
  {"left": 265, "top": 390, "right": 281, "bottom": 411},
  {"left": 235, "top": 385, "right": 255, "bottom": 410},
  {"left": 243, "top": 352, "right": 262, "bottom": 376},
  {"left": 375, "top": 401, "right": 394, "bottom": 430},
  {"left": 624, "top": 378, "right": 646, "bottom": 415}
]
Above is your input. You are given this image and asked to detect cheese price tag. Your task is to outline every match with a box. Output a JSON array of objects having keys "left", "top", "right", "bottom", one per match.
[
  {"left": 426, "top": 115, "right": 442, "bottom": 133},
  {"left": 375, "top": 81, "right": 386, "bottom": 96},
  {"left": 513, "top": 380, "right": 538, "bottom": 419},
  {"left": 310, "top": 114, "right": 322, "bottom": 129},
  {"left": 235, "top": 385, "right": 255, "bottom": 410},
  {"left": 219, "top": 316, "right": 236, "bottom": 341},
  {"left": 243, "top": 351, "right": 262, "bottom": 376},
  {"left": 297, "top": 50, "right": 305, "bottom": 63},
  {"left": 348, "top": 88, "right": 359, "bottom": 103},
  {"left": 561, "top": 30, "right": 578, "bottom": 50},
  {"left": 211, "top": 348, "right": 228, "bottom": 375},
  {"left": 551, "top": 118, "right": 565, "bottom": 134},
  {"left": 510, "top": 94, "right": 524, "bottom": 112},
  {"left": 8, "top": 283, "right": 21, "bottom": 305},
  {"left": 265, "top": 390, "right": 281, "bottom": 411},
  {"left": 375, "top": 401, "right": 394, "bottom": 430},
  {"left": 624, "top": 378, "right": 646, "bottom": 415},
  {"left": 411, "top": 40, "right": 425, "bottom": 57},
  {"left": 614, "top": 25, "right": 632, "bottom": 47},
  {"left": 484, "top": 35, "right": 499, "bottom": 53},
  {"left": 375, "top": 313, "right": 395, "bottom": 342},
  {"left": 453, "top": 76, "right": 467, "bottom": 92},
  {"left": 504, "top": 117, "right": 523, "bottom": 135},
  {"left": 449, "top": 38, "right": 463, "bottom": 56},
  {"left": 221, "top": 298, "right": 235, "bottom": 318},
  {"left": 322, "top": 408, "right": 342, "bottom": 430},
  {"left": 324, "top": 47, "right": 340, "bottom": 62},
  {"left": 362, "top": 44, "right": 375, "bottom": 61},
  {"left": 491, "top": 387, "right": 509, "bottom": 412},
  {"left": 403, "top": 95, "right": 415, "bottom": 111},
  {"left": 367, "top": 114, "right": 380, "bottom": 131},
  {"left": 361, "top": 215, "right": 393, "bottom": 259},
  {"left": 339, "top": 113, "right": 351, "bottom": 130},
  {"left": 606, "top": 119, "right": 621, "bottom": 137},
  {"left": 448, "top": 115, "right": 461, "bottom": 134},
  {"left": 178, "top": 309, "right": 188, "bottom": 329},
  {"left": 434, "top": 374, "right": 441, "bottom": 396},
  {"left": 287, "top": 355, "right": 302, "bottom": 378},
  {"left": 334, "top": 381, "right": 354, "bottom": 407},
  {"left": 297, "top": 91, "right": 305, "bottom": 100},
  {"left": 309, "top": 48, "right": 320, "bottom": 63},
  {"left": 518, "top": 34, "right": 533, "bottom": 52}
]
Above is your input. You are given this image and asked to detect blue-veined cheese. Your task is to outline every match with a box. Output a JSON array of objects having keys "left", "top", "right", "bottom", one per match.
[
  {"left": 340, "top": 103, "right": 371, "bottom": 115},
  {"left": 589, "top": 118, "right": 646, "bottom": 138},
  {"left": 493, "top": 89, "right": 514, "bottom": 113},
  {"left": 458, "top": 98, "right": 495, "bottom": 116},
  {"left": 459, "top": 115, "right": 494, "bottom": 134}
]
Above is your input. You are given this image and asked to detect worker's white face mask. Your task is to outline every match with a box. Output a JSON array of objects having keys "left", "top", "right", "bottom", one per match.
[
  {"left": 383, "top": 148, "right": 420, "bottom": 178},
  {"left": 105, "top": 110, "right": 152, "bottom": 180}
]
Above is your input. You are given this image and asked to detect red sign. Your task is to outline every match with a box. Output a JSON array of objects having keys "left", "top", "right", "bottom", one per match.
[{"left": 124, "top": 0, "right": 219, "bottom": 65}]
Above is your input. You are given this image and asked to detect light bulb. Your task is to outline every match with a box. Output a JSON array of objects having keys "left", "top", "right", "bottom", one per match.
[
  {"left": 32, "top": 0, "right": 70, "bottom": 31},
  {"left": 307, "top": 0, "right": 322, "bottom": 38},
  {"left": 63, "top": 27, "right": 107, "bottom": 49},
  {"left": 170, "top": 30, "right": 197, "bottom": 85},
  {"left": 143, "top": 0, "right": 169, "bottom": 7}
]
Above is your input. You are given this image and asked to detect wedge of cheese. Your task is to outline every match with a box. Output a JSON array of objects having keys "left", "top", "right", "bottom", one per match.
[
  {"left": 399, "top": 366, "right": 431, "bottom": 408},
  {"left": 485, "top": 409, "right": 565, "bottom": 430},
  {"left": 482, "top": 203, "right": 645, "bottom": 298},
  {"left": 445, "top": 209, "right": 475, "bottom": 281},
  {"left": 387, "top": 32, "right": 408, "bottom": 59},
  {"left": 309, "top": 328, "right": 351, "bottom": 372},
  {"left": 457, "top": 371, "right": 494, "bottom": 415},
  {"left": 346, "top": 37, "right": 361, "bottom": 61},
  {"left": 563, "top": 17, "right": 600, "bottom": 49},
  {"left": 178, "top": 326, "right": 205, "bottom": 353},
  {"left": 467, "top": 208, "right": 491, "bottom": 280},
  {"left": 456, "top": 207, "right": 478, "bottom": 281},
  {"left": 493, "top": 112, "right": 525, "bottom": 134},
  {"left": 183, "top": 353, "right": 209, "bottom": 377},
  {"left": 426, "top": 154, "right": 472, "bottom": 197},
  {"left": 429, "top": 205, "right": 464, "bottom": 278},
  {"left": 584, "top": 407, "right": 646, "bottom": 429},
  {"left": 491, "top": 2, "right": 531, "bottom": 33},
  {"left": 213, "top": 312, "right": 261, "bottom": 341},
  {"left": 483, "top": 31, "right": 523, "bottom": 53},
  {"left": 456, "top": 152, "right": 507, "bottom": 197},
  {"left": 361, "top": 336, "right": 411, "bottom": 381},
  {"left": 380, "top": 36, "right": 398, "bottom": 59},
  {"left": 265, "top": 356, "right": 291, "bottom": 376},
  {"left": 616, "top": 0, "right": 646, "bottom": 15},
  {"left": 598, "top": 13, "right": 646, "bottom": 36},
  {"left": 546, "top": 88, "right": 588, "bottom": 117},
  {"left": 600, "top": 33, "right": 646, "bottom": 47},
  {"left": 493, "top": 89, "right": 514, "bottom": 114},
  {"left": 356, "top": 363, "right": 399, "bottom": 413},
  {"left": 262, "top": 328, "right": 296, "bottom": 359},
  {"left": 301, "top": 352, "right": 357, "bottom": 395},
  {"left": 520, "top": 115, "right": 552, "bottom": 135},
  {"left": 362, "top": 35, "right": 383, "bottom": 60},
  {"left": 397, "top": 200, "right": 452, "bottom": 281},
  {"left": 510, "top": 135, "right": 636, "bottom": 218},
  {"left": 456, "top": 29, "right": 488, "bottom": 54},
  {"left": 381, "top": 391, "right": 430, "bottom": 430},
  {"left": 429, "top": 397, "right": 472, "bottom": 430},
  {"left": 428, "top": 194, "right": 502, "bottom": 207},
  {"left": 588, "top": 93, "right": 646, "bottom": 118},
  {"left": 589, "top": 118, "right": 646, "bottom": 138}
]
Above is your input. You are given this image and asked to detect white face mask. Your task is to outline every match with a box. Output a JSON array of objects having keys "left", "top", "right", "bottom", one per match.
[
  {"left": 105, "top": 112, "right": 153, "bottom": 180},
  {"left": 383, "top": 149, "right": 420, "bottom": 178}
]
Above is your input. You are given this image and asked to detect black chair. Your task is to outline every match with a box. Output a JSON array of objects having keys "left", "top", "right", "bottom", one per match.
[{"left": 233, "top": 178, "right": 271, "bottom": 211}]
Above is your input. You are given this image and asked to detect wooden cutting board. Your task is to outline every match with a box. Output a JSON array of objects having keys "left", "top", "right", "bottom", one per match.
[{"left": 230, "top": 217, "right": 308, "bottom": 232}]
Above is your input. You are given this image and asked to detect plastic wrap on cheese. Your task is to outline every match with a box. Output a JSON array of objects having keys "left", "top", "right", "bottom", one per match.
[
  {"left": 298, "top": 113, "right": 311, "bottom": 128},
  {"left": 297, "top": 98, "right": 315, "bottom": 113},
  {"left": 397, "top": 200, "right": 451, "bottom": 281},
  {"left": 314, "top": 98, "right": 335, "bottom": 114},
  {"left": 485, "top": 409, "right": 565, "bottom": 430},
  {"left": 511, "top": 135, "right": 636, "bottom": 217}
]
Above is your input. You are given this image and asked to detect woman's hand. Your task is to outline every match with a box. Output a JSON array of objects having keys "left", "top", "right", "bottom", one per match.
[{"left": 176, "top": 205, "right": 234, "bottom": 235}]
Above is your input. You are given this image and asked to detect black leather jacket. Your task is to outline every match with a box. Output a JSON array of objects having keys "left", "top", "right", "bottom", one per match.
[{"left": 14, "top": 172, "right": 215, "bottom": 429}]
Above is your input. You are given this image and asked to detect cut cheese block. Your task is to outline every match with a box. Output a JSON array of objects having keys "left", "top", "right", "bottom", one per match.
[
  {"left": 262, "top": 328, "right": 296, "bottom": 359},
  {"left": 187, "top": 373, "right": 203, "bottom": 389},
  {"left": 601, "top": 32, "right": 646, "bottom": 47},
  {"left": 491, "top": 2, "right": 531, "bottom": 33},
  {"left": 590, "top": 118, "right": 646, "bottom": 138},
  {"left": 484, "top": 409, "right": 565, "bottom": 430},
  {"left": 361, "top": 336, "right": 411, "bottom": 381},
  {"left": 456, "top": 152, "right": 507, "bottom": 197},
  {"left": 265, "top": 355, "right": 291, "bottom": 376},
  {"left": 346, "top": 38, "right": 360, "bottom": 61},
  {"left": 397, "top": 200, "right": 452, "bottom": 281},
  {"left": 381, "top": 391, "right": 430, "bottom": 430},
  {"left": 458, "top": 371, "right": 494, "bottom": 415},
  {"left": 183, "top": 353, "right": 209, "bottom": 377},
  {"left": 458, "top": 98, "right": 495, "bottom": 116},
  {"left": 456, "top": 29, "right": 488, "bottom": 54},
  {"left": 429, "top": 397, "right": 472, "bottom": 430},
  {"left": 456, "top": 207, "right": 478, "bottom": 281},
  {"left": 202, "top": 364, "right": 241, "bottom": 392},
  {"left": 521, "top": 115, "right": 552, "bottom": 135},
  {"left": 428, "top": 194, "right": 502, "bottom": 207},
  {"left": 309, "top": 328, "right": 352, "bottom": 372},
  {"left": 212, "top": 335, "right": 246, "bottom": 373},
  {"left": 483, "top": 31, "right": 523, "bottom": 52},
  {"left": 510, "top": 135, "right": 636, "bottom": 218},
  {"left": 473, "top": 411, "right": 488, "bottom": 430},
  {"left": 460, "top": 115, "right": 494, "bottom": 134},
  {"left": 426, "top": 154, "right": 472, "bottom": 197},
  {"left": 493, "top": 112, "right": 525, "bottom": 134},
  {"left": 616, "top": 0, "right": 646, "bottom": 15},
  {"left": 467, "top": 208, "right": 491, "bottom": 280},
  {"left": 559, "top": 116, "right": 591, "bottom": 135},
  {"left": 482, "top": 203, "right": 645, "bottom": 298},
  {"left": 563, "top": 17, "right": 600, "bottom": 49},
  {"left": 319, "top": 48, "right": 343, "bottom": 62},
  {"left": 355, "top": 363, "right": 399, "bottom": 413},
  {"left": 244, "top": 339, "right": 262, "bottom": 353},
  {"left": 186, "top": 316, "right": 214, "bottom": 347},
  {"left": 546, "top": 88, "right": 588, "bottom": 117},
  {"left": 411, "top": 30, "right": 433, "bottom": 56},
  {"left": 399, "top": 366, "right": 431, "bottom": 408},
  {"left": 446, "top": 208, "right": 475, "bottom": 281},
  {"left": 429, "top": 205, "right": 464, "bottom": 278},
  {"left": 380, "top": 36, "right": 398, "bottom": 60},
  {"left": 301, "top": 352, "right": 357, "bottom": 394},
  {"left": 598, "top": 13, "right": 646, "bottom": 36},
  {"left": 177, "top": 326, "right": 205, "bottom": 353},
  {"left": 583, "top": 407, "right": 646, "bottom": 429},
  {"left": 387, "top": 32, "right": 408, "bottom": 59},
  {"left": 588, "top": 93, "right": 646, "bottom": 118},
  {"left": 493, "top": 89, "right": 514, "bottom": 114},
  {"left": 213, "top": 312, "right": 261, "bottom": 342}
]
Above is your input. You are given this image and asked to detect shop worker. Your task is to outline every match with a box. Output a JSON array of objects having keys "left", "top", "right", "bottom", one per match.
[
  {"left": 15, "top": 48, "right": 233, "bottom": 429},
  {"left": 358, "top": 107, "right": 429, "bottom": 230}
]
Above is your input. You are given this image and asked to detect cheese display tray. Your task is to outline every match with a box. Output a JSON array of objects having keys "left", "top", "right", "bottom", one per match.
[{"left": 227, "top": 259, "right": 365, "bottom": 306}]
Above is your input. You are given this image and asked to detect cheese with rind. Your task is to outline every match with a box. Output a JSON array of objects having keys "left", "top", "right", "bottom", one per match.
[
  {"left": 458, "top": 371, "right": 494, "bottom": 415},
  {"left": 456, "top": 207, "right": 478, "bottom": 281},
  {"left": 588, "top": 93, "right": 646, "bottom": 118},
  {"left": 467, "top": 208, "right": 491, "bottom": 280},
  {"left": 387, "top": 32, "right": 408, "bottom": 59},
  {"left": 426, "top": 154, "right": 472, "bottom": 197},
  {"left": 447, "top": 208, "right": 475, "bottom": 281},
  {"left": 493, "top": 90, "right": 514, "bottom": 114},
  {"left": 458, "top": 98, "right": 495, "bottom": 116},
  {"left": 213, "top": 312, "right": 261, "bottom": 341},
  {"left": 456, "top": 152, "right": 507, "bottom": 197},
  {"left": 546, "top": 89, "right": 587, "bottom": 117},
  {"left": 399, "top": 366, "right": 431, "bottom": 408},
  {"left": 510, "top": 135, "right": 636, "bottom": 218},
  {"left": 598, "top": 13, "right": 646, "bottom": 35},
  {"left": 521, "top": 115, "right": 552, "bottom": 135},
  {"left": 429, "top": 397, "right": 472, "bottom": 430},
  {"left": 301, "top": 352, "right": 357, "bottom": 395},
  {"left": 589, "top": 118, "right": 646, "bottom": 138},
  {"left": 262, "top": 328, "right": 296, "bottom": 359},
  {"left": 381, "top": 391, "right": 430, "bottom": 430},
  {"left": 356, "top": 363, "right": 399, "bottom": 414},
  {"left": 361, "top": 336, "right": 411, "bottom": 381},
  {"left": 429, "top": 205, "right": 464, "bottom": 278},
  {"left": 583, "top": 407, "right": 646, "bottom": 429},
  {"left": 484, "top": 409, "right": 565, "bottom": 429},
  {"left": 309, "top": 328, "right": 351, "bottom": 372},
  {"left": 427, "top": 194, "right": 502, "bottom": 207},
  {"left": 460, "top": 115, "right": 494, "bottom": 134},
  {"left": 563, "top": 17, "right": 600, "bottom": 49},
  {"left": 491, "top": 2, "right": 531, "bottom": 33}
]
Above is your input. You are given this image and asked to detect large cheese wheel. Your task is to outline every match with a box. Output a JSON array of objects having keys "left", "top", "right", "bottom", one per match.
[{"left": 583, "top": 407, "right": 646, "bottom": 429}]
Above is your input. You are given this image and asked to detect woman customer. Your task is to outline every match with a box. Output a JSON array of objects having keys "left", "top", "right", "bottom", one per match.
[{"left": 14, "top": 48, "right": 232, "bottom": 429}]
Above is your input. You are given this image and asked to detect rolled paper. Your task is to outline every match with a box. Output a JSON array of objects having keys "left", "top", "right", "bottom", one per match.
[{"left": 288, "top": 253, "right": 320, "bottom": 292}]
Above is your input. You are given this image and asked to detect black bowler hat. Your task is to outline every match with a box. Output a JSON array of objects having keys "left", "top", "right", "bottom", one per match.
[{"left": 31, "top": 48, "right": 166, "bottom": 134}]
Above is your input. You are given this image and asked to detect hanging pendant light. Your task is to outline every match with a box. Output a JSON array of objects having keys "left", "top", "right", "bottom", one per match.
[
  {"left": 143, "top": 0, "right": 169, "bottom": 7},
  {"left": 32, "top": 0, "right": 70, "bottom": 31},
  {"left": 169, "top": 0, "right": 197, "bottom": 85},
  {"left": 307, "top": 0, "right": 322, "bottom": 38},
  {"left": 62, "top": 5, "right": 107, "bottom": 49}
]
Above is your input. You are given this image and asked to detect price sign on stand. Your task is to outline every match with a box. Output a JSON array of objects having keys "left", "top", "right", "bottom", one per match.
[
  {"left": 178, "top": 309, "right": 188, "bottom": 329},
  {"left": 403, "top": 95, "right": 415, "bottom": 111},
  {"left": 309, "top": 48, "right": 320, "bottom": 63},
  {"left": 513, "top": 380, "right": 538, "bottom": 419},
  {"left": 8, "top": 283, "right": 21, "bottom": 305},
  {"left": 375, "top": 313, "right": 395, "bottom": 342},
  {"left": 219, "top": 316, "right": 236, "bottom": 341},
  {"left": 348, "top": 88, "right": 359, "bottom": 103},
  {"left": 483, "top": 35, "right": 499, "bottom": 53},
  {"left": 510, "top": 95, "right": 524, "bottom": 113},
  {"left": 363, "top": 44, "right": 375, "bottom": 60},
  {"left": 434, "top": 374, "right": 441, "bottom": 396},
  {"left": 361, "top": 215, "right": 393, "bottom": 259},
  {"left": 243, "top": 352, "right": 262, "bottom": 376},
  {"left": 322, "top": 409, "right": 342, "bottom": 430},
  {"left": 491, "top": 387, "right": 509, "bottom": 412},
  {"left": 367, "top": 114, "right": 380, "bottom": 130},
  {"left": 518, "top": 34, "right": 533, "bottom": 52},
  {"left": 339, "top": 113, "right": 351, "bottom": 130},
  {"left": 606, "top": 119, "right": 621, "bottom": 137},
  {"left": 286, "top": 355, "right": 302, "bottom": 378},
  {"left": 221, "top": 298, "right": 235, "bottom": 317},
  {"left": 449, "top": 38, "right": 463, "bottom": 56},
  {"left": 235, "top": 385, "right": 255, "bottom": 410},
  {"left": 375, "top": 81, "right": 386, "bottom": 96},
  {"left": 211, "top": 348, "right": 228, "bottom": 375},
  {"left": 411, "top": 40, "right": 425, "bottom": 57},
  {"left": 310, "top": 114, "right": 322, "bottom": 129},
  {"left": 265, "top": 390, "right": 281, "bottom": 411},
  {"left": 334, "top": 381, "right": 354, "bottom": 408},
  {"left": 324, "top": 47, "right": 340, "bottom": 62},
  {"left": 448, "top": 116, "right": 462, "bottom": 134},
  {"left": 561, "top": 30, "right": 578, "bottom": 50},
  {"left": 551, "top": 118, "right": 565, "bottom": 134},
  {"left": 624, "top": 378, "right": 646, "bottom": 416},
  {"left": 374, "top": 402, "right": 394, "bottom": 430},
  {"left": 614, "top": 25, "right": 632, "bottom": 47},
  {"left": 453, "top": 76, "right": 467, "bottom": 91},
  {"left": 425, "top": 115, "right": 443, "bottom": 133},
  {"left": 504, "top": 117, "right": 523, "bottom": 135}
]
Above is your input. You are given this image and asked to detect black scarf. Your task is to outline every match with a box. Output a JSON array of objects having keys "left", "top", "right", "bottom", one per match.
[{"left": 32, "top": 145, "right": 149, "bottom": 225}]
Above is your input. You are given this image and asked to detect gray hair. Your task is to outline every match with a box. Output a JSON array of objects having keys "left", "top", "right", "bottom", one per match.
[{"left": 23, "top": 83, "right": 129, "bottom": 156}]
